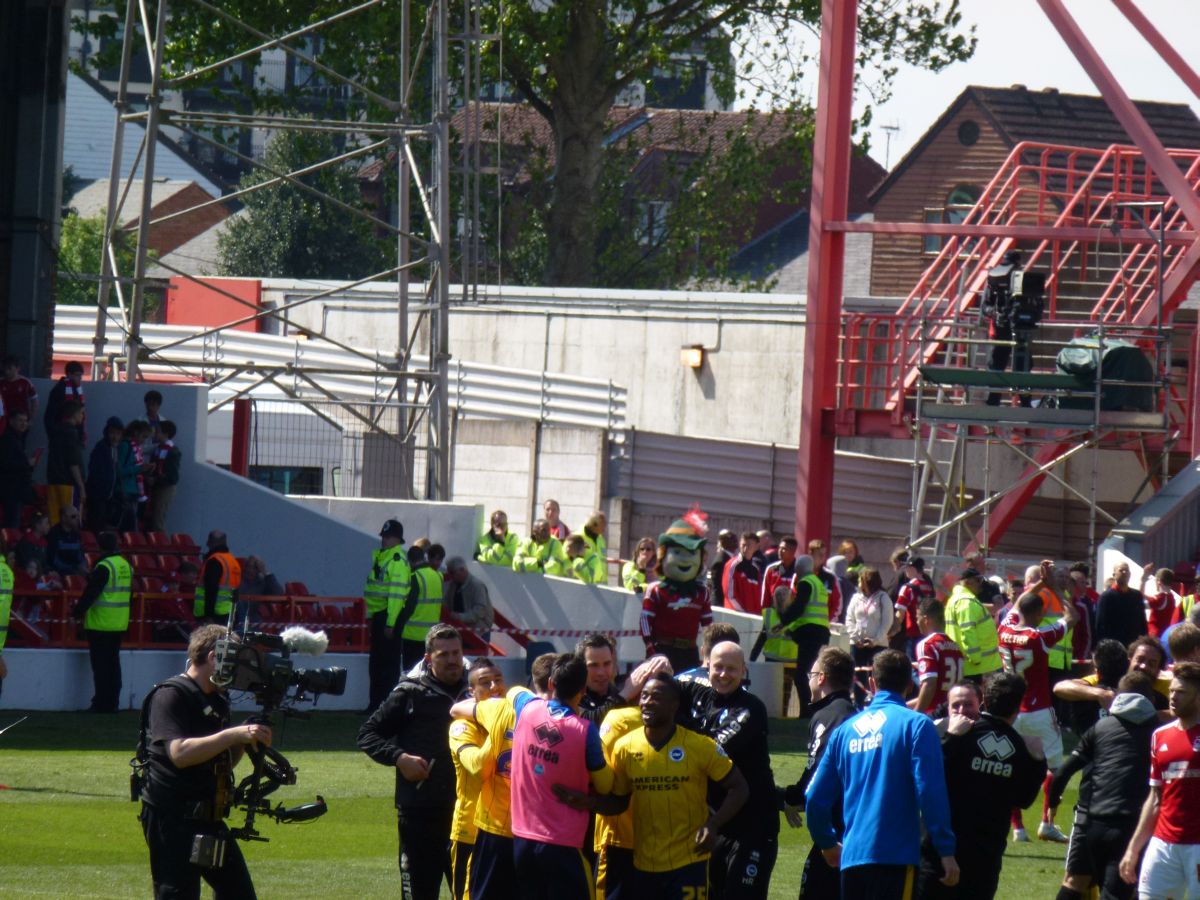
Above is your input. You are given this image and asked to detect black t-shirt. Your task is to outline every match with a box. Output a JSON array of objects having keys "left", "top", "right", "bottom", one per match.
[
  {"left": 144, "top": 676, "right": 231, "bottom": 807},
  {"left": 577, "top": 684, "right": 626, "bottom": 727}
]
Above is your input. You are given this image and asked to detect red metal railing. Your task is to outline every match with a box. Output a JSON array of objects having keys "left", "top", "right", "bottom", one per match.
[{"left": 838, "top": 141, "right": 1200, "bottom": 426}]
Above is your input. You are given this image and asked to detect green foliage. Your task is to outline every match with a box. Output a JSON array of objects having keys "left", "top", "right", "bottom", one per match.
[
  {"left": 217, "top": 129, "right": 391, "bottom": 279},
  {"left": 75, "top": 1, "right": 975, "bottom": 287},
  {"left": 56, "top": 212, "right": 142, "bottom": 308}
]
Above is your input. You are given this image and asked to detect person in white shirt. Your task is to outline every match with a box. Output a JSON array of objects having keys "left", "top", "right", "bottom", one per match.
[{"left": 845, "top": 567, "right": 894, "bottom": 707}]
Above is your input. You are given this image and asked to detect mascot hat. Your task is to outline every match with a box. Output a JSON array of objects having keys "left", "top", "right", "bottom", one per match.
[{"left": 658, "top": 506, "right": 709, "bottom": 551}]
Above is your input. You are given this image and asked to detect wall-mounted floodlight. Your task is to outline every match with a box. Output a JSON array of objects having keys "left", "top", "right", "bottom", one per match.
[{"left": 680, "top": 344, "right": 704, "bottom": 369}]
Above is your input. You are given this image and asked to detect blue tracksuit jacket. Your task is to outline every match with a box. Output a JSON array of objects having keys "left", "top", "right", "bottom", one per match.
[{"left": 805, "top": 690, "right": 955, "bottom": 870}]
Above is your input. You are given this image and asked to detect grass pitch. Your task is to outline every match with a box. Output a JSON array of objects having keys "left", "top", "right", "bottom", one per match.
[{"left": 0, "top": 711, "right": 1079, "bottom": 899}]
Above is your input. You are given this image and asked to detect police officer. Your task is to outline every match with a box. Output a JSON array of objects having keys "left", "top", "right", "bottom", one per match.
[
  {"left": 358, "top": 624, "right": 467, "bottom": 900},
  {"left": 366, "top": 519, "right": 413, "bottom": 712},
  {"left": 73, "top": 530, "right": 132, "bottom": 712},
  {"left": 197, "top": 530, "right": 240, "bottom": 626},
  {"left": 402, "top": 545, "right": 444, "bottom": 670},
  {"left": 139, "top": 624, "right": 271, "bottom": 899}
]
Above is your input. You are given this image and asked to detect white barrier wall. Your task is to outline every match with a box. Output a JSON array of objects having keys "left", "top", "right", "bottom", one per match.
[{"left": 286, "top": 496, "right": 483, "bottom": 562}]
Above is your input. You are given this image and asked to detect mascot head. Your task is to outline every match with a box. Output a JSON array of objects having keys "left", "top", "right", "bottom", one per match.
[{"left": 655, "top": 506, "right": 709, "bottom": 584}]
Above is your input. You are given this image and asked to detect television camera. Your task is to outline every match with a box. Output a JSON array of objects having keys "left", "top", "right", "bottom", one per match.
[
  {"left": 981, "top": 250, "right": 1047, "bottom": 332},
  {"left": 211, "top": 626, "right": 347, "bottom": 842}
]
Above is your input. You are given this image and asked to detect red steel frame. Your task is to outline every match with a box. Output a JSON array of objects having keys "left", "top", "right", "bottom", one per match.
[{"left": 797, "top": 0, "right": 1200, "bottom": 550}]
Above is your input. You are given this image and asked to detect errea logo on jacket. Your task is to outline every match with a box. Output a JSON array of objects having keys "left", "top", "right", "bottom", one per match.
[
  {"left": 971, "top": 731, "right": 1016, "bottom": 776},
  {"left": 848, "top": 710, "right": 886, "bottom": 753}
]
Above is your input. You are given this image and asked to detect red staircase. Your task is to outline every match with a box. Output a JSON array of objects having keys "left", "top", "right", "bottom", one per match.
[{"left": 838, "top": 140, "right": 1200, "bottom": 446}]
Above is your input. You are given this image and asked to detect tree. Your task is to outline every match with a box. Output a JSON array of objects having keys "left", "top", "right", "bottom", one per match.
[
  {"left": 56, "top": 212, "right": 141, "bottom": 307},
  {"left": 80, "top": 1, "right": 974, "bottom": 286},
  {"left": 217, "top": 130, "right": 390, "bottom": 279}
]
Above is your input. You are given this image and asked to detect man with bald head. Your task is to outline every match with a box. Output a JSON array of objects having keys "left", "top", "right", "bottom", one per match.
[{"left": 677, "top": 641, "right": 778, "bottom": 898}]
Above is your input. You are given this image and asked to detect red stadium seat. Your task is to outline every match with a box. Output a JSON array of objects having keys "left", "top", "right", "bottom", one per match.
[
  {"left": 146, "top": 532, "right": 172, "bottom": 548},
  {"left": 122, "top": 531, "right": 151, "bottom": 552},
  {"left": 131, "top": 553, "right": 163, "bottom": 576},
  {"left": 1, "top": 527, "right": 22, "bottom": 547},
  {"left": 85, "top": 552, "right": 101, "bottom": 569},
  {"left": 81, "top": 530, "right": 99, "bottom": 550},
  {"left": 284, "top": 581, "right": 311, "bottom": 597},
  {"left": 172, "top": 533, "right": 200, "bottom": 553},
  {"left": 64, "top": 575, "right": 86, "bottom": 592}
]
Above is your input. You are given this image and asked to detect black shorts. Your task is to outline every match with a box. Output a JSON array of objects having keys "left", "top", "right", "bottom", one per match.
[
  {"left": 450, "top": 839, "right": 472, "bottom": 900},
  {"left": 512, "top": 837, "right": 593, "bottom": 900},
  {"left": 800, "top": 843, "right": 840, "bottom": 900},
  {"left": 634, "top": 860, "right": 708, "bottom": 900},
  {"left": 841, "top": 863, "right": 915, "bottom": 900},
  {"left": 710, "top": 832, "right": 778, "bottom": 900},
  {"left": 597, "top": 845, "right": 635, "bottom": 900},
  {"left": 1065, "top": 807, "right": 1092, "bottom": 878},
  {"left": 1083, "top": 817, "right": 1137, "bottom": 900},
  {"left": 469, "top": 829, "right": 516, "bottom": 900}
]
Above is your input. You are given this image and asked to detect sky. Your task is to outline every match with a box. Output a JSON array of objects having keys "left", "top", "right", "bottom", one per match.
[{"left": 782, "top": 0, "right": 1200, "bottom": 170}]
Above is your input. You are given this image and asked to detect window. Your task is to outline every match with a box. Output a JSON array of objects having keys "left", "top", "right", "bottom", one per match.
[
  {"left": 638, "top": 201, "right": 672, "bottom": 247},
  {"left": 248, "top": 465, "right": 323, "bottom": 496},
  {"left": 923, "top": 185, "right": 982, "bottom": 254}
]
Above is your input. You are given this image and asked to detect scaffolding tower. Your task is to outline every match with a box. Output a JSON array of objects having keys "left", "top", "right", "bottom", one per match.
[{"left": 88, "top": 0, "right": 498, "bottom": 500}]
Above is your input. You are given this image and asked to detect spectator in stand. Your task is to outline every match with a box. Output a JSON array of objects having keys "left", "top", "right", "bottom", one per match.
[
  {"left": 43, "top": 360, "right": 86, "bottom": 443},
  {"left": 708, "top": 529, "right": 737, "bottom": 608},
  {"left": 565, "top": 534, "right": 604, "bottom": 584},
  {"left": 910, "top": 598, "right": 965, "bottom": 717},
  {"left": 444, "top": 557, "right": 493, "bottom": 643},
  {"left": 837, "top": 539, "right": 866, "bottom": 581},
  {"left": 117, "top": 420, "right": 153, "bottom": 531},
  {"left": 86, "top": 417, "right": 124, "bottom": 532},
  {"left": 621, "top": 536, "right": 656, "bottom": 595},
  {"left": 723, "top": 531, "right": 762, "bottom": 614},
  {"left": 543, "top": 498, "right": 570, "bottom": 540},
  {"left": 46, "top": 506, "right": 88, "bottom": 577},
  {"left": 46, "top": 400, "right": 86, "bottom": 525},
  {"left": 808, "top": 539, "right": 841, "bottom": 622},
  {"left": 845, "top": 567, "right": 893, "bottom": 707},
  {"left": 474, "top": 510, "right": 518, "bottom": 568},
  {"left": 148, "top": 421, "right": 180, "bottom": 533},
  {"left": 0, "top": 409, "right": 37, "bottom": 527},
  {"left": 0, "top": 354, "right": 38, "bottom": 425},
  {"left": 141, "top": 390, "right": 164, "bottom": 446},
  {"left": 1095, "top": 561, "right": 1150, "bottom": 648},
  {"left": 235, "top": 556, "right": 284, "bottom": 630},
  {"left": 161, "top": 559, "right": 200, "bottom": 595},
  {"left": 891, "top": 556, "right": 936, "bottom": 658},
  {"left": 71, "top": 530, "right": 131, "bottom": 713},
  {"left": 512, "top": 518, "right": 567, "bottom": 576},
  {"left": 1144, "top": 567, "right": 1179, "bottom": 640},
  {"left": 760, "top": 534, "right": 799, "bottom": 614},
  {"left": 15, "top": 513, "right": 50, "bottom": 575},
  {"left": 757, "top": 529, "right": 778, "bottom": 568}
]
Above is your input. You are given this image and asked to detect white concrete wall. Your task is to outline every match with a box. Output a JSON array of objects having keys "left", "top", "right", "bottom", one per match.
[
  {"left": 286, "top": 496, "right": 483, "bottom": 562},
  {"left": 452, "top": 420, "right": 537, "bottom": 538}
]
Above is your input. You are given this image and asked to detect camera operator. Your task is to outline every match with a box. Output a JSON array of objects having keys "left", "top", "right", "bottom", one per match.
[
  {"left": 358, "top": 623, "right": 467, "bottom": 900},
  {"left": 139, "top": 624, "right": 272, "bottom": 899},
  {"left": 983, "top": 250, "right": 1044, "bottom": 407}
]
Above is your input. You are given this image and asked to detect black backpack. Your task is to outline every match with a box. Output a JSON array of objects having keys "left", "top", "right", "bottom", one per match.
[{"left": 129, "top": 674, "right": 207, "bottom": 802}]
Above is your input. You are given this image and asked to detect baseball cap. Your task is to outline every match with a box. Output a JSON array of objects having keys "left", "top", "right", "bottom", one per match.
[{"left": 380, "top": 519, "right": 405, "bottom": 541}]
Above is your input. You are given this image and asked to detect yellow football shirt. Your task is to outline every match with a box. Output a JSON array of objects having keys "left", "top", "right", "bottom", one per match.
[
  {"left": 611, "top": 724, "right": 733, "bottom": 873},
  {"left": 594, "top": 706, "right": 643, "bottom": 852},
  {"left": 470, "top": 686, "right": 528, "bottom": 837},
  {"left": 449, "top": 717, "right": 487, "bottom": 843}
]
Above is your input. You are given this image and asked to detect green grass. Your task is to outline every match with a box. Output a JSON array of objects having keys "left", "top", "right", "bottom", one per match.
[{"left": 0, "top": 712, "right": 1079, "bottom": 898}]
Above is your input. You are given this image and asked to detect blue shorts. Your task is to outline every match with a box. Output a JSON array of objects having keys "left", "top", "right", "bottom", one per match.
[
  {"left": 469, "top": 829, "right": 516, "bottom": 900},
  {"left": 512, "top": 837, "right": 594, "bottom": 899}
]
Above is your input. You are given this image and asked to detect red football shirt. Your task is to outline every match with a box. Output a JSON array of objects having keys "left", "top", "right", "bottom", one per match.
[
  {"left": 1146, "top": 591, "right": 1176, "bottom": 639},
  {"left": 914, "top": 631, "right": 964, "bottom": 713},
  {"left": 998, "top": 618, "right": 1067, "bottom": 713},
  {"left": 0, "top": 375, "right": 37, "bottom": 418},
  {"left": 1149, "top": 720, "right": 1200, "bottom": 844},
  {"left": 895, "top": 577, "right": 937, "bottom": 638}
]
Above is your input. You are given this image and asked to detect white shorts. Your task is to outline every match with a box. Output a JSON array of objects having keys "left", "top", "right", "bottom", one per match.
[
  {"left": 1139, "top": 836, "right": 1200, "bottom": 899},
  {"left": 1014, "top": 707, "right": 1064, "bottom": 770}
]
